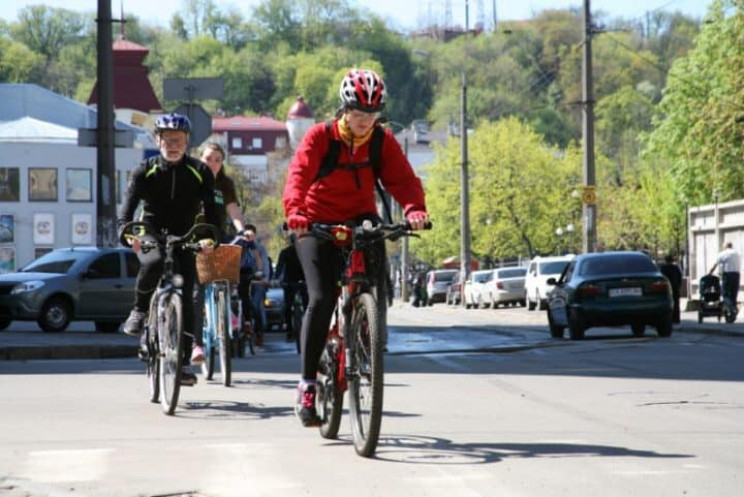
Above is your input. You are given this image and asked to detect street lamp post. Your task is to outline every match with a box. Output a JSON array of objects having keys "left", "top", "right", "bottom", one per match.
[{"left": 566, "top": 223, "right": 575, "bottom": 253}]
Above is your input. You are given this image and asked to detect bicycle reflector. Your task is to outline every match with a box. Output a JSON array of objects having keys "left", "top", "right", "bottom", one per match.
[
  {"left": 330, "top": 226, "right": 352, "bottom": 247},
  {"left": 348, "top": 250, "right": 366, "bottom": 280}
]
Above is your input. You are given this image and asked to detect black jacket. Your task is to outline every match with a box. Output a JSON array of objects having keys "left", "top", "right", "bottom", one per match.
[{"left": 118, "top": 155, "right": 218, "bottom": 237}]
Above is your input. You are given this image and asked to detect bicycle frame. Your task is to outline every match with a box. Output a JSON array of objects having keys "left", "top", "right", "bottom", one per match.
[{"left": 201, "top": 279, "right": 233, "bottom": 385}]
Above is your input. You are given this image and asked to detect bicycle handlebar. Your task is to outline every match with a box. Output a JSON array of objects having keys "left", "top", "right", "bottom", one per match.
[
  {"left": 119, "top": 220, "right": 220, "bottom": 253},
  {"left": 309, "top": 220, "right": 432, "bottom": 243}
]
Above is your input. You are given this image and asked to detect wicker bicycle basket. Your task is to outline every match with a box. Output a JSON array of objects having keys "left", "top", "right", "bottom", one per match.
[{"left": 196, "top": 245, "right": 242, "bottom": 284}]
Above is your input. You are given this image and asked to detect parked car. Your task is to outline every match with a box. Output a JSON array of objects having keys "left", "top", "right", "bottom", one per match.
[
  {"left": 545, "top": 251, "right": 673, "bottom": 340},
  {"left": 484, "top": 267, "right": 527, "bottom": 308},
  {"left": 445, "top": 271, "right": 463, "bottom": 305},
  {"left": 524, "top": 254, "right": 575, "bottom": 310},
  {"left": 425, "top": 269, "right": 458, "bottom": 305},
  {"left": 263, "top": 286, "right": 285, "bottom": 330},
  {"left": 0, "top": 246, "right": 139, "bottom": 333},
  {"left": 463, "top": 269, "right": 494, "bottom": 309}
]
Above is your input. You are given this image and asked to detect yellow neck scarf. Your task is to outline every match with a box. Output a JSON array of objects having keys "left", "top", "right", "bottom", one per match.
[{"left": 338, "top": 115, "right": 375, "bottom": 150}]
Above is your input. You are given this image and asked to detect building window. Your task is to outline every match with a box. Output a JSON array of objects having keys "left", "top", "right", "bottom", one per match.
[
  {"left": 232, "top": 137, "right": 242, "bottom": 150},
  {"left": 0, "top": 167, "right": 20, "bottom": 202},
  {"left": 252, "top": 137, "right": 262, "bottom": 150},
  {"left": 66, "top": 168, "right": 92, "bottom": 202},
  {"left": 275, "top": 136, "right": 287, "bottom": 149},
  {"left": 29, "top": 168, "right": 58, "bottom": 202}
]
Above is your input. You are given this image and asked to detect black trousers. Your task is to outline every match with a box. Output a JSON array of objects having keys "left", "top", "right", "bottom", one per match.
[
  {"left": 134, "top": 247, "right": 197, "bottom": 363},
  {"left": 295, "top": 235, "right": 387, "bottom": 381},
  {"left": 722, "top": 271, "right": 740, "bottom": 310},
  {"left": 282, "top": 282, "right": 308, "bottom": 333}
]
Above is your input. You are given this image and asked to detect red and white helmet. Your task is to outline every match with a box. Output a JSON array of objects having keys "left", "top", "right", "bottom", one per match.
[{"left": 339, "top": 68, "right": 387, "bottom": 112}]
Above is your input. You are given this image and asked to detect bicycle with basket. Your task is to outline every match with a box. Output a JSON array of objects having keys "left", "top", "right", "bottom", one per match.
[{"left": 196, "top": 242, "right": 242, "bottom": 386}]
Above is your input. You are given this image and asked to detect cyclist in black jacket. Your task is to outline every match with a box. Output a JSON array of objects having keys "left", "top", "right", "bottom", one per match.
[{"left": 118, "top": 113, "right": 219, "bottom": 386}]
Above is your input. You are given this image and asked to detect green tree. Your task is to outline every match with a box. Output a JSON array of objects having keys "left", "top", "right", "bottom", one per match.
[
  {"left": 0, "top": 38, "right": 44, "bottom": 83},
  {"left": 645, "top": 0, "right": 744, "bottom": 205},
  {"left": 10, "top": 6, "right": 87, "bottom": 69}
]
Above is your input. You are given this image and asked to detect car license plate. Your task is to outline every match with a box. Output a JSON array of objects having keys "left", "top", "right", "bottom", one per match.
[{"left": 609, "top": 287, "right": 642, "bottom": 297}]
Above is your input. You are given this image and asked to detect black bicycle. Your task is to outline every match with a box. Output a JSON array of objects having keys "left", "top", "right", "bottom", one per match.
[
  {"left": 120, "top": 221, "right": 218, "bottom": 415},
  {"left": 311, "top": 220, "right": 430, "bottom": 457}
]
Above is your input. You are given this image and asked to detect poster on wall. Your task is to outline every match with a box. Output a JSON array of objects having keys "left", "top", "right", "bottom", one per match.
[
  {"left": 29, "top": 168, "right": 58, "bottom": 201},
  {"left": 0, "top": 167, "right": 20, "bottom": 202},
  {"left": 0, "top": 247, "right": 14, "bottom": 274},
  {"left": 0, "top": 214, "right": 13, "bottom": 243},
  {"left": 34, "top": 247, "right": 53, "bottom": 259},
  {"left": 71, "top": 213, "right": 93, "bottom": 245},
  {"left": 66, "top": 169, "right": 92, "bottom": 202},
  {"left": 33, "top": 213, "right": 55, "bottom": 245}
]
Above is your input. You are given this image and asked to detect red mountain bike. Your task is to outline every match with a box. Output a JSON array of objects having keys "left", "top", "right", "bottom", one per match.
[{"left": 311, "top": 220, "right": 430, "bottom": 457}]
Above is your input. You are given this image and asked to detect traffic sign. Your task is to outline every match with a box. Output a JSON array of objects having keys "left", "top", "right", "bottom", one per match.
[
  {"left": 173, "top": 103, "right": 212, "bottom": 147},
  {"left": 582, "top": 186, "right": 596, "bottom": 205},
  {"left": 164, "top": 78, "right": 224, "bottom": 101}
]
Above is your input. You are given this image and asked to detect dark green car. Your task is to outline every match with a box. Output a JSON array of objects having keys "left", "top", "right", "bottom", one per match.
[{"left": 546, "top": 251, "right": 673, "bottom": 340}]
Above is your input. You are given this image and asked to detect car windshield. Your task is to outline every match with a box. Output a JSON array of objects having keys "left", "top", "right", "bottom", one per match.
[
  {"left": 22, "top": 250, "right": 89, "bottom": 274},
  {"left": 498, "top": 268, "right": 527, "bottom": 279},
  {"left": 473, "top": 272, "right": 491, "bottom": 283},
  {"left": 579, "top": 254, "right": 657, "bottom": 276},
  {"left": 434, "top": 271, "right": 457, "bottom": 282},
  {"left": 540, "top": 261, "right": 570, "bottom": 275}
]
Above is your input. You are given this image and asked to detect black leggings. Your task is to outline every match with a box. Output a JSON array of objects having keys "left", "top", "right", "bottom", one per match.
[{"left": 296, "top": 235, "right": 343, "bottom": 381}]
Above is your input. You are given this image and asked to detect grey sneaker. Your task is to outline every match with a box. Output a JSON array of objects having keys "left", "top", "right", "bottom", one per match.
[
  {"left": 123, "top": 310, "right": 147, "bottom": 336},
  {"left": 180, "top": 367, "right": 197, "bottom": 386}
]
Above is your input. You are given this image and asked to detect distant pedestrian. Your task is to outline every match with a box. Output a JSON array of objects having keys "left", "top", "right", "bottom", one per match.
[
  {"left": 709, "top": 241, "right": 741, "bottom": 319},
  {"left": 412, "top": 271, "right": 425, "bottom": 307},
  {"left": 659, "top": 254, "right": 682, "bottom": 324}
]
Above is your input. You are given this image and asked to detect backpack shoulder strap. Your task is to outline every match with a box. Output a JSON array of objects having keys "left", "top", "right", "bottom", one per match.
[{"left": 314, "top": 120, "right": 341, "bottom": 182}]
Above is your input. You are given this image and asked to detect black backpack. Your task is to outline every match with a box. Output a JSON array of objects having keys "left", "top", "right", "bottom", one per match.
[{"left": 314, "top": 121, "right": 393, "bottom": 223}]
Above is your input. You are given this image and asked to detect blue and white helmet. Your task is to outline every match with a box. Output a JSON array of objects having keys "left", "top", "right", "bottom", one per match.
[{"left": 154, "top": 113, "right": 191, "bottom": 134}]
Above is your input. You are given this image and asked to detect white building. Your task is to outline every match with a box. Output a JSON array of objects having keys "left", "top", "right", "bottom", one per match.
[{"left": 0, "top": 84, "right": 150, "bottom": 272}]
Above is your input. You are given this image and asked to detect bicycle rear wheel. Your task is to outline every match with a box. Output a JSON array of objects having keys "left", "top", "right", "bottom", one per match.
[
  {"left": 216, "top": 284, "right": 232, "bottom": 387},
  {"left": 347, "top": 292, "right": 384, "bottom": 457},
  {"left": 159, "top": 293, "right": 183, "bottom": 415},
  {"left": 317, "top": 339, "right": 343, "bottom": 439}
]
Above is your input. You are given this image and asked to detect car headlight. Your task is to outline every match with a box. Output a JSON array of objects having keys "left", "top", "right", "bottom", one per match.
[
  {"left": 264, "top": 298, "right": 278, "bottom": 308},
  {"left": 11, "top": 280, "right": 45, "bottom": 295}
]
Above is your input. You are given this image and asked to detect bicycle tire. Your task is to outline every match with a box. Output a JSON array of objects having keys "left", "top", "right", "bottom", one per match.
[
  {"left": 247, "top": 317, "right": 256, "bottom": 356},
  {"left": 318, "top": 341, "right": 343, "bottom": 439},
  {"left": 216, "top": 285, "right": 232, "bottom": 387},
  {"left": 347, "top": 292, "right": 384, "bottom": 457},
  {"left": 159, "top": 293, "right": 183, "bottom": 415},
  {"left": 147, "top": 293, "right": 160, "bottom": 403},
  {"left": 202, "top": 293, "right": 215, "bottom": 380}
]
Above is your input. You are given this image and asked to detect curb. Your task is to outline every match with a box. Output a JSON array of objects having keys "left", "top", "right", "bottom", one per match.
[{"left": 0, "top": 344, "right": 136, "bottom": 361}]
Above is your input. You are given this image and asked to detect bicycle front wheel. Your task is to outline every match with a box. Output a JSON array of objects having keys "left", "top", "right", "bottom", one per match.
[
  {"left": 147, "top": 294, "right": 160, "bottom": 403},
  {"left": 159, "top": 293, "right": 183, "bottom": 415},
  {"left": 347, "top": 292, "right": 384, "bottom": 457},
  {"left": 216, "top": 285, "right": 231, "bottom": 387}
]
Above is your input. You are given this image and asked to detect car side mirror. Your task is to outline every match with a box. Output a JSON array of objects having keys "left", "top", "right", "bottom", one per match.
[{"left": 546, "top": 277, "right": 557, "bottom": 286}]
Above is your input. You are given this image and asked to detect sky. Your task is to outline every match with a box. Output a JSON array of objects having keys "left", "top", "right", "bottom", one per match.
[{"left": 0, "top": 0, "right": 713, "bottom": 31}]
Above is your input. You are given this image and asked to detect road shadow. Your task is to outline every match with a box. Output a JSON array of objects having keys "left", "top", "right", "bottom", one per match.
[{"left": 365, "top": 434, "right": 692, "bottom": 464}]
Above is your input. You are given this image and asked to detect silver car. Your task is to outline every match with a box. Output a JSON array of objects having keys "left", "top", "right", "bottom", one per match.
[
  {"left": 484, "top": 267, "right": 528, "bottom": 308},
  {"left": 0, "top": 247, "right": 138, "bottom": 333}
]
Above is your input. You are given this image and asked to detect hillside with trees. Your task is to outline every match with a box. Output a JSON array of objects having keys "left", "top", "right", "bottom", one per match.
[{"left": 2, "top": 0, "right": 739, "bottom": 266}]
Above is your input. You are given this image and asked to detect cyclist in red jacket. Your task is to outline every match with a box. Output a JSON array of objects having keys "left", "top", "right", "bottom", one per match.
[{"left": 283, "top": 68, "right": 429, "bottom": 427}]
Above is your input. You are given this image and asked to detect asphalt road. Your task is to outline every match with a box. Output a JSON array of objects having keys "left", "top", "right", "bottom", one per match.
[{"left": 0, "top": 308, "right": 742, "bottom": 497}]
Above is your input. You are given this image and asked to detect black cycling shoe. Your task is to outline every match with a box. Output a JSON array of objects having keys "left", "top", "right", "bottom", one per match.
[{"left": 180, "top": 368, "right": 197, "bottom": 386}]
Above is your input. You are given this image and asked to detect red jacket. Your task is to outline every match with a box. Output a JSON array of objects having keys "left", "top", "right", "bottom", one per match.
[{"left": 283, "top": 120, "right": 427, "bottom": 223}]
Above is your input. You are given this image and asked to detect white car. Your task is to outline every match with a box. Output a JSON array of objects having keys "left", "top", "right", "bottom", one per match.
[
  {"left": 463, "top": 270, "right": 494, "bottom": 309},
  {"left": 524, "top": 254, "right": 575, "bottom": 310}
]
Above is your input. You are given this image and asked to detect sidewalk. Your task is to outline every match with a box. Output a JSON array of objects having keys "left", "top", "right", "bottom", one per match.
[{"left": 1, "top": 299, "right": 742, "bottom": 361}]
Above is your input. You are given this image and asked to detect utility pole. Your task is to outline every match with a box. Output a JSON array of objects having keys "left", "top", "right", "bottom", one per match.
[
  {"left": 582, "top": 0, "right": 597, "bottom": 253},
  {"left": 96, "top": 0, "right": 117, "bottom": 247},
  {"left": 401, "top": 137, "right": 410, "bottom": 302},
  {"left": 460, "top": 71, "right": 472, "bottom": 305}
]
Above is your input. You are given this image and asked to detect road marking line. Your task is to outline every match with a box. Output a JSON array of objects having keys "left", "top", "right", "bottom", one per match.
[{"left": 21, "top": 448, "right": 113, "bottom": 482}]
